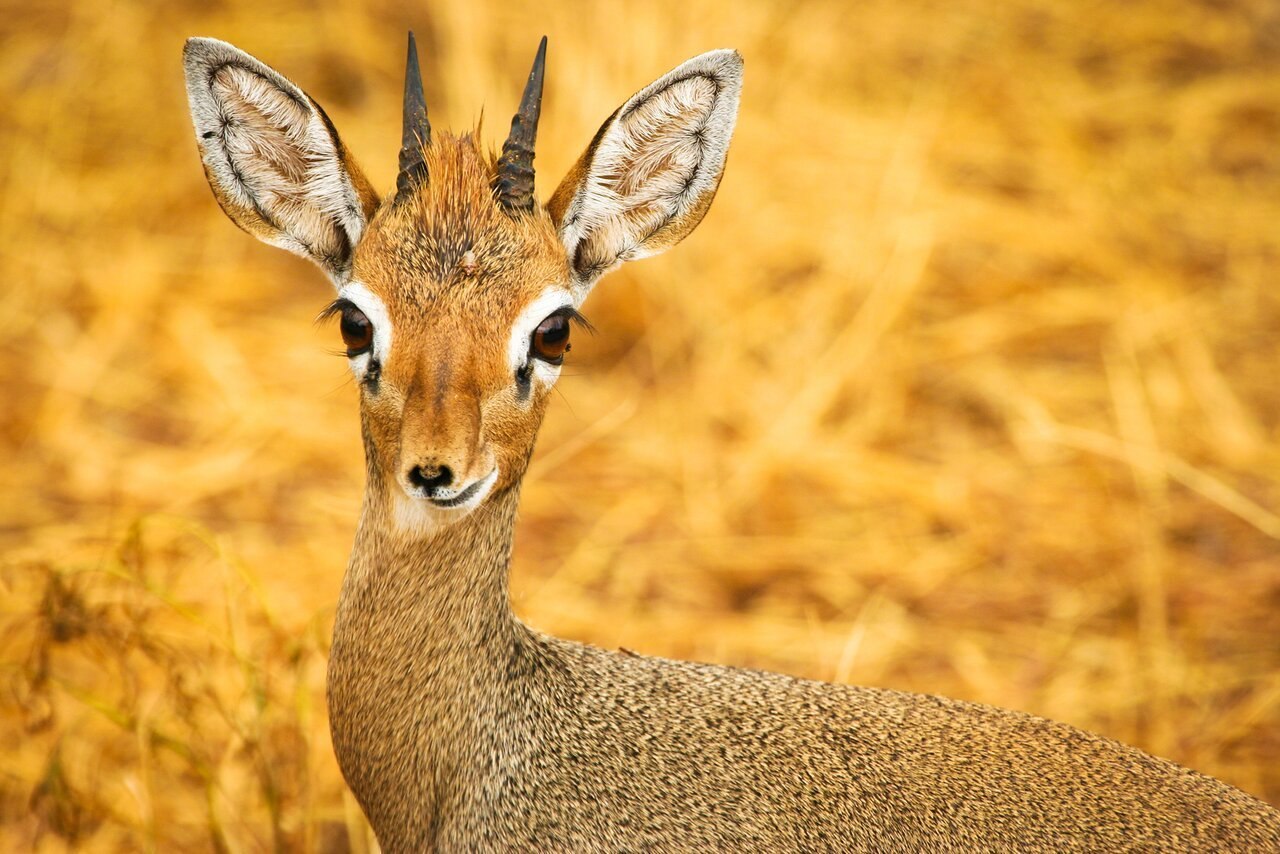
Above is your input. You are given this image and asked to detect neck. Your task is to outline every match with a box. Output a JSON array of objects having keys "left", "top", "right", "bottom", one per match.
[
  {"left": 337, "top": 483, "right": 521, "bottom": 636},
  {"left": 327, "top": 480, "right": 524, "bottom": 833}
]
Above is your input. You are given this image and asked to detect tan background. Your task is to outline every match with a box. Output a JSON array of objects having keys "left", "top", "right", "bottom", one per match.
[{"left": 2, "top": 0, "right": 1279, "bottom": 849}]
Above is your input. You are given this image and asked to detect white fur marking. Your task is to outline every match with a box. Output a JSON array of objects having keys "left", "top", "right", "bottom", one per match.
[
  {"left": 338, "top": 281, "right": 393, "bottom": 378},
  {"left": 506, "top": 286, "right": 576, "bottom": 389},
  {"left": 427, "top": 466, "right": 500, "bottom": 506},
  {"left": 393, "top": 467, "right": 500, "bottom": 535}
]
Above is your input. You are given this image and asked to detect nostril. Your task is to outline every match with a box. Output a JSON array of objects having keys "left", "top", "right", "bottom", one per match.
[{"left": 408, "top": 464, "right": 453, "bottom": 492}]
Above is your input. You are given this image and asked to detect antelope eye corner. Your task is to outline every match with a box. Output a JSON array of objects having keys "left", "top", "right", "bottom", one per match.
[
  {"left": 340, "top": 305, "right": 374, "bottom": 355},
  {"left": 530, "top": 312, "right": 572, "bottom": 365}
]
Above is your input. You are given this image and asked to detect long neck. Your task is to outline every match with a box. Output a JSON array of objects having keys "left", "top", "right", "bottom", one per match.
[{"left": 327, "top": 476, "right": 524, "bottom": 836}]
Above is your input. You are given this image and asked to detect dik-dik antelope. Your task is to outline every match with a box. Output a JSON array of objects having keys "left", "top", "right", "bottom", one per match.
[{"left": 183, "top": 34, "right": 1280, "bottom": 851}]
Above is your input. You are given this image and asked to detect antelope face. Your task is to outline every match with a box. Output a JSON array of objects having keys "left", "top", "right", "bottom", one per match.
[
  {"left": 184, "top": 34, "right": 742, "bottom": 536},
  {"left": 333, "top": 144, "right": 581, "bottom": 527}
]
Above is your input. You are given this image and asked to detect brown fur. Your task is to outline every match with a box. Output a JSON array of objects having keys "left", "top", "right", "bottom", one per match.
[
  {"left": 352, "top": 135, "right": 569, "bottom": 497},
  {"left": 184, "top": 39, "right": 1280, "bottom": 852}
]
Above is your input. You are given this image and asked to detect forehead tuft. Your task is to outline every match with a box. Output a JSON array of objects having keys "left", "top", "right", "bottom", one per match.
[{"left": 354, "top": 133, "right": 568, "bottom": 310}]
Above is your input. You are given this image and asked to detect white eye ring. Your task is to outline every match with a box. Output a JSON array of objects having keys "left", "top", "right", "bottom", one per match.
[
  {"left": 337, "top": 281, "right": 393, "bottom": 376},
  {"left": 508, "top": 287, "right": 577, "bottom": 389}
]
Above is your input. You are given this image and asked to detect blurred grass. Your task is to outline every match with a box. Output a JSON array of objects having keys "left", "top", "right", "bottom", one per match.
[{"left": 3, "top": 0, "right": 1280, "bottom": 849}]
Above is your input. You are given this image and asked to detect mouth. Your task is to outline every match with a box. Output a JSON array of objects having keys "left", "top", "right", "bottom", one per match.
[{"left": 425, "top": 468, "right": 498, "bottom": 509}]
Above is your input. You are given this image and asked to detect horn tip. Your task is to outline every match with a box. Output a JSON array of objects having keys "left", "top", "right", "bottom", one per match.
[
  {"left": 526, "top": 36, "right": 547, "bottom": 105},
  {"left": 396, "top": 28, "right": 432, "bottom": 202},
  {"left": 406, "top": 31, "right": 421, "bottom": 73}
]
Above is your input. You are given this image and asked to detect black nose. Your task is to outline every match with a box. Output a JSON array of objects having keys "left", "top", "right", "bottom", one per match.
[{"left": 408, "top": 464, "right": 453, "bottom": 492}]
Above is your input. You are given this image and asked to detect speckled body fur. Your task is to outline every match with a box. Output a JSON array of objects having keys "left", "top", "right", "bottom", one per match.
[
  {"left": 329, "top": 488, "right": 1280, "bottom": 852},
  {"left": 182, "top": 36, "right": 1280, "bottom": 852}
]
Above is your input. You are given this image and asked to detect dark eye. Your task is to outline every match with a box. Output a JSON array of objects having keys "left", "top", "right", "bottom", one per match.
[
  {"left": 530, "top": 312, "right": 572, "bottom": 364},
  {"left": 340, "top": 305, "right": 373, "bottom": 355}
]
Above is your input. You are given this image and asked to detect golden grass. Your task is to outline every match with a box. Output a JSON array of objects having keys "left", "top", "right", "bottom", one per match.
[{"left": 3, "top": 0, "right": 1279, "bottom": 848}]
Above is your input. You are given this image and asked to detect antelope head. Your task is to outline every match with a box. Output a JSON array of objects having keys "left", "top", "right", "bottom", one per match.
[{"left": 183, "top": 35, "right": 742, "bottom": 535}]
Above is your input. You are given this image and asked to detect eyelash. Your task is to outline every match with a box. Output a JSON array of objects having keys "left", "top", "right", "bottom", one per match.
[
  {"left": 316, "top": 298, "right": 353, "bottom": 324},
  {"left": 571, "top": 308, "right": 595, "bottom": 333},
  {"left": 535, "top": 307, "right": 594, "bottom": 340}
]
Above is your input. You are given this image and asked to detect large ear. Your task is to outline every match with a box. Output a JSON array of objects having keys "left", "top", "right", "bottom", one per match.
[
  {"left": 183, "top": 38, "right": 379, "bottom": 286},
  {"left": 548, "top": 50, "right": 743, "bottom": 297}
]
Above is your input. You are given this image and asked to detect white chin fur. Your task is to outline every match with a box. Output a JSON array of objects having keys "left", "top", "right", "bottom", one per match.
[{"left": 393, "top": 468, "right": 499, "bottom": 534}]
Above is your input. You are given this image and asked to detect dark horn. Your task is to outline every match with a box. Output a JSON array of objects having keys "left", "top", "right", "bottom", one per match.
[
  {"left": 493, "top": 36, "right": 547, "bottom": 215},
  {"left": 395, "top": 31, "right": 431, "bottom": 200}
]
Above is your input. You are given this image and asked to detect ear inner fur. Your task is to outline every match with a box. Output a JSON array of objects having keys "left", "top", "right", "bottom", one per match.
[
  {"left": 183, "top": 38, "right": 378, "bottom": 284},
  {"left": 549, "top": 50, "right": 743, "bottom": 296}
]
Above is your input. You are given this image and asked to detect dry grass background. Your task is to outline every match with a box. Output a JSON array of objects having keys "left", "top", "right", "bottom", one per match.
[{"left": 2, "top": 0, "right": 1279, "bottom": 849}]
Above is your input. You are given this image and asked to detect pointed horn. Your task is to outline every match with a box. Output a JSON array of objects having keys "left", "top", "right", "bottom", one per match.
[
  {"left": 493, "top": 36, "right": 547, "bottom": 215},
  {"left": 395, "top": 31, "right": 431, "bottom": 200}
]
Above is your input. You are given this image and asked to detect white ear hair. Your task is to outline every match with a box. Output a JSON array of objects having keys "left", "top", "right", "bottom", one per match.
[
  {"left": 549, "top": 50, "right": 743, "bottom": 297},
  {"left": 183, "top": 38, "right": 378, "bottom": 285}
]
